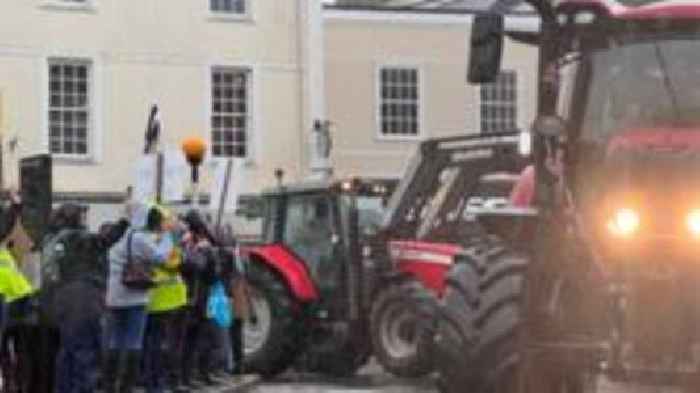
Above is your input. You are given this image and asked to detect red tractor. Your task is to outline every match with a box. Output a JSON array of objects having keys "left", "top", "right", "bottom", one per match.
[
  {"left": 432, "top": 1, "right": 700, "bottom": 392},
  {"left": 237, "top": 134, "right": 528, "bottom": 379}
]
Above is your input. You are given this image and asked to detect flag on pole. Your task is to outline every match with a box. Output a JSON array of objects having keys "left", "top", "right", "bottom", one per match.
[{"left": 144, "top": 104, "right": 161, "bottom": 154}]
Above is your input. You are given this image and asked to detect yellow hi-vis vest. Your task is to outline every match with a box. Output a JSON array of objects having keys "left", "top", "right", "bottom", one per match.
[
  {"left": 147, "top": 246, "right": 187, "bottom": 313},
  {"left": 0, "top": 248, "right": 34, "bottom": 303}
]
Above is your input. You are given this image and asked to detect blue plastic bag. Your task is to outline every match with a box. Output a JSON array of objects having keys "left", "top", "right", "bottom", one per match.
[{"left": 207, "top": 281, "right": 233, "bottom": 328}]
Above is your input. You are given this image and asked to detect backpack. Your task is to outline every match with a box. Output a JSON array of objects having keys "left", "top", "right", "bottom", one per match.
[{"left": 39, "top": 229, "right": 107, "bottom": 325}]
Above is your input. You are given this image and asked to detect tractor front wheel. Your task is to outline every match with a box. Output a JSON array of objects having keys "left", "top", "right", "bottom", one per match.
[
  {"left": 467, "top": 242, "right": 594, "bottom": 393},
  {"left": 370, "top": 280, "right": 435, "bottom": 378},
  {"left": 243, "top": 263, "right": 304, "bottom": 379}
]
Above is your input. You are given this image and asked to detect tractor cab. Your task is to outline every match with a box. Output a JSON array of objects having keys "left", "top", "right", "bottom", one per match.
[
  {"left": 237, "top": 177, "right": 397, "bottom": 377},
  {"left": 257, "top": 178, "right": 389, "bottom": 299}
]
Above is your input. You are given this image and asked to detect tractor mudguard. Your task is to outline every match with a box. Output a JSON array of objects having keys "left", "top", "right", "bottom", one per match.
[
  {"left": 389, "top": 241, "right": 461, "bottom": 296},
  {"left": 246, "top": 244, "right": 319, "bottom": 302}
]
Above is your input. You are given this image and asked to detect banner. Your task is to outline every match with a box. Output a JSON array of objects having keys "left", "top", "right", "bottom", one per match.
[
  {"left": 133, "top": 155, "right": 157, "bottom": 203},
  {"left": 162, "top": 149, "right": 188, "bottom": 203}
]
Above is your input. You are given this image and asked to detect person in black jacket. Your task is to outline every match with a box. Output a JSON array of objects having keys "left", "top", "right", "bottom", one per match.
[
  {"left": 179, "top": 210, "right": 233, "bottom": 388},
  {"left": 43, "top": 204, "right": 129, "bottom": 393}
]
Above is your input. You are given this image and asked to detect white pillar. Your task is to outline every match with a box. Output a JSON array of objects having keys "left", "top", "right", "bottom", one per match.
[{"left": 301, "top": 0, "right": 332, "bottom": 181}]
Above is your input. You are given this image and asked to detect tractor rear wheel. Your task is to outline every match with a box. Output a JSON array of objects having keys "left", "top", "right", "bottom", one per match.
[
  {"left": 370, "top": 280, "right": 435, "bottom": 378},
  {"left": 243, "top": 263, "right": 304, "bottom": 379}
]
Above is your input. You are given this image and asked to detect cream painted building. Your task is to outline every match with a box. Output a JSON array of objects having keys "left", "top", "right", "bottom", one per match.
[
  {"left": 0, "top": 0, "right": 330, "bottom": 227},
  {"left": 323, "top": 3, "right": 539, "bottom": 180},
  {"left": 0, "top": 0, "right": 539, "bottom": 227}
]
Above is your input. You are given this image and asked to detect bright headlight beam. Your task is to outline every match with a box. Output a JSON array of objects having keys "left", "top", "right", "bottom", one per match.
[
  {"left": 607, "top": 208, "right": 640, "bottom": 237},
  {"left": 687, "top": 210, "right": 700, "bottom": 236}
]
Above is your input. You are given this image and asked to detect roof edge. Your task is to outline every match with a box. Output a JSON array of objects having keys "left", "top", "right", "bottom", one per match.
[{"left": 323, "top": 4, "right": 537, "bottom": 15}]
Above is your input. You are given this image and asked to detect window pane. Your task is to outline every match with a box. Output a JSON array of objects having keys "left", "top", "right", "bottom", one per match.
[
  {"left": 48, "top": 59, "right": 91, "bottom": 155},
  {"left": 211, "top": 68, "right": 250, "bottom": 157},
  {"left": 479, "top": 70, "right": 518, "bottom": 134},
  {"left": 378, "top": 67, "right": 420, "bottom": 136},
  {"left": 211, "top": 0, "right": 246, "bottom": 13}
]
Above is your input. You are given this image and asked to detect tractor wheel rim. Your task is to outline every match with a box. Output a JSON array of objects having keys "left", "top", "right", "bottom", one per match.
[
  {"left": 243, "top": 288, "right": 272, "bottom": 356},
  {"left": 381, "top": 302, "right": 418, "bottom": 360}
]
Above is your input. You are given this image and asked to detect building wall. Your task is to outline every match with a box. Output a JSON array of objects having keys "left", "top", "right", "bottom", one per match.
[
  {"left": 0, "top": 0, "right": 308, "bottom": 199},
  {"left": 324, "top": 10, "right": 538, "bottom": 180}
]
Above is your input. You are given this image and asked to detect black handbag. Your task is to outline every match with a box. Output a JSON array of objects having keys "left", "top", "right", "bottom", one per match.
[{"left": 121, "top": 231, "right": 155, "bottom": 290}]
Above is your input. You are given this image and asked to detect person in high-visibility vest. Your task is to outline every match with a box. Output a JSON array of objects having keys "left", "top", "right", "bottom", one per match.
[
  {"left": 142, "top": 207, "right": 189, "bottom": 393},
  {"left": 104, "top": 203, "right": 179, "bottom": 393},
  {"left": 0, "top": 191, "right": 38, "bottom": 391}
]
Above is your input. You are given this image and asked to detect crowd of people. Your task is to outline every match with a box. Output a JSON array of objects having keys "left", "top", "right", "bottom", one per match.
[{"left": 0, "top": 193, "right": 249, "bottom": 393}]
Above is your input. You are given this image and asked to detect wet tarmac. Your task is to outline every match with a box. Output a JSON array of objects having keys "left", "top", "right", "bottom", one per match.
[{"left": 223, "top": 360, "right": 438, "bottom": 393}]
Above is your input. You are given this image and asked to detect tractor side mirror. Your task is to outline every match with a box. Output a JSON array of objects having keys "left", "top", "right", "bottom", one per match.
[
  {"left": 468, "top": 14, "right": 504, "bottom": 84},
  {"left": 533, "top": 115, "right": 568, "bottom": 168}
]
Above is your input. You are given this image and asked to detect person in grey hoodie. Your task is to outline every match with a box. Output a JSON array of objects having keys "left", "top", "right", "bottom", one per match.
[{"left": 103, "top": 205, "right": 178, "bottom": 393}]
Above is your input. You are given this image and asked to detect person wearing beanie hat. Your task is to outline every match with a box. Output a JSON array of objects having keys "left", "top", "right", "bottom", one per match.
[{"left": 42, "top": 202, "right": 129, "bottom": 393}]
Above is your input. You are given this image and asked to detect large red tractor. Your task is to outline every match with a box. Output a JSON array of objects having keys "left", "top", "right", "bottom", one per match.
[
  {"left": 432, "top": 1, "right": 700, "bottom": 392},
  {"left": 237, "top": 133, "right": 527, "bottom": 379}
]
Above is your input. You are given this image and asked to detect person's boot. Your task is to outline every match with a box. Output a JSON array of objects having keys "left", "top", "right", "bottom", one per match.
[
  {"left": 103, "top": 350, "right": 121, "bottom": 393},
  {"left": 168, "top": 353, "right": 189, "bottom": 393},
  {"left": 120, "top": 350, "right": 141, "bottom": 393}
]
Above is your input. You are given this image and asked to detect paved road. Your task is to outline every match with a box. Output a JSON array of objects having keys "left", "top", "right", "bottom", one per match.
[
  {"left": 223, "top": 360, "right": 437, "bottom": 393},
  {"left": 217, "top": 363, "right": 694, "bottom": 393}
]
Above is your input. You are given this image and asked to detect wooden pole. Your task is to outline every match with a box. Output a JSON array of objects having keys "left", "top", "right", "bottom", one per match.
[
  {"left": 216, "top": 158, "right": 233, "bottom": 232},
  {"left": 155, "top": 152, "right": 164, "bottom": 204}
]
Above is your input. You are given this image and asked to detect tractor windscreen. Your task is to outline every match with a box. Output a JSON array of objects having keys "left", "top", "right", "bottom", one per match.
[
  {"left": 356, "top": 196, "right": 384, "bottom": 233},
  {"left": 579, "top": 35, "right": 700, "bottom": 144}
]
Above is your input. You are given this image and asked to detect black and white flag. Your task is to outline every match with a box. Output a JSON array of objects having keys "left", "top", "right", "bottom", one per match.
[{"left": 144, "top": 104, "right": 162, "bottom": 154}]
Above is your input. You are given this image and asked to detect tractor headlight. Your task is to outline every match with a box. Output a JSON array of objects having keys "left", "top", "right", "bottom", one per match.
[
  {"left": 687, "top": 210, "right": 700, "bottom": 237},
  {"left": 607, "top": 208, "right": 640, "bottom": 237}
]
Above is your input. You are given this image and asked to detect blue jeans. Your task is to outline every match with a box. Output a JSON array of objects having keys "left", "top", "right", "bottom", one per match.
[
  {"left": 143, "top": 310, "right": 186, "bottom": 392},
  {"left": 107, "top": 306, "right": 148, "bottom": 351},
  {"left": 55, "top": 317, "right": 101, "bottom": 393}
]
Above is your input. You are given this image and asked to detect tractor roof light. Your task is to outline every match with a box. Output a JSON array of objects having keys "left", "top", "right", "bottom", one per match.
[{"left": 340, "top": 180, "right": 354, "bottom": 192}]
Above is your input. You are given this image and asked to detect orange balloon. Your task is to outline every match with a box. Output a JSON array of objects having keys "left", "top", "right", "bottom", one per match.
[{"left": 182, "top": 136, "right": 207, "bottom": 165}]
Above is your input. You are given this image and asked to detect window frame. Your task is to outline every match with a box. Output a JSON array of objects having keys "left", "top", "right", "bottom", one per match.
[
  {"left": 375, "top": 64, "right": 425, "bottom": 141},
  {"left": 44, "top": 57, "right": 97, "bottom": 162},
  {"left": 207, "top": 0, "right": 252, "bottom": 22},
  {"left": 208, "top": 65, "right": 254, "bottom": 161},
  {"left": 478, "top": 70, "right": 518, "bottom": 134},
  {"left": 39, "top": 0, "right": 97, "bottom": 13}
]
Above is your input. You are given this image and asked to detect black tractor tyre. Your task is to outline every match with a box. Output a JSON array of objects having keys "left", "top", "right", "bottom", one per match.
[
  {"left": 243, "top": 263, "right": 305, "bottom": 379},
  {"left": 370, "top": 280, "right": 436, "bottom": 378},
  {"left": 469, "top": 242, "right": 592, "bottom": 393},
  {"left": 431, "top": 254, "right": 483, "bottom": 393}
]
